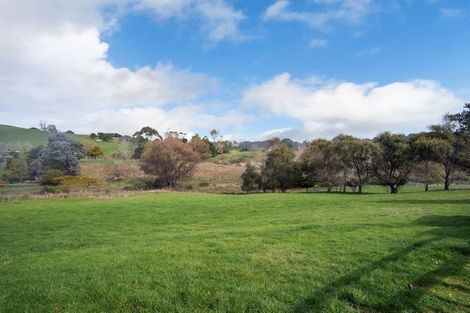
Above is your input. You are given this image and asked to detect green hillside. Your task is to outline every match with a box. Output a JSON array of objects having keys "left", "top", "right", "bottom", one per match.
[
  {"left": 0, "top": 124, "right": 119, "bottom": 158},
  {"left": 0, "top": 124, "right": 51, "bottom": 147}
]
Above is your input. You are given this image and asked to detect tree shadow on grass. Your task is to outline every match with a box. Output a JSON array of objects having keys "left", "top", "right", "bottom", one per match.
[
  {"left": 292, "top": 215, "right": 470, "bottom": 313},
  {"left": 374, "top": 199, "right": 470, "bottom": 205}
]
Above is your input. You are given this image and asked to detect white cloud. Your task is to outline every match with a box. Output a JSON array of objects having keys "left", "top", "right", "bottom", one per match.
[
  {"left": 357, "top": 46, "right": 383, "bottom": 57},
  {"left": 243, "top": 73, "right": 462, "bottom": 140},
  {"left": 440, "top": 8, "right": 466, "bottom": 19},
  {"left": 309, "top": 39, "right": 329, "bottom": 48},
  {"left": 135, "top": 0, "right": 246, "bottom": 42},
  {"left": 264, "top": 0, "right": 373, "bottom": 29},
  {"left": 0, "top": 0, "right": 249, "bottom": 135},
  {"left": 253, "top": 127, "right": 295, "bottom": 141},
  {"left": 81, "top": 105, "right": 251, "bottom": 135}
]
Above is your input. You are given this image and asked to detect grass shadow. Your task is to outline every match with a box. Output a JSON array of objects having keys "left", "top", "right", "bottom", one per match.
[
  {"left": 375, "top": 199, "right": 470, "bottom": 205},
  {"left": 292, "top": 215, "right": 470, "bottom": 313}
]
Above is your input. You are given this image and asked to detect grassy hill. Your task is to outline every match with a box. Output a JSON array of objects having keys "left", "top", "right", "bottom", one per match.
[
  {"left": 0, "top": 191, "right": 468, "bottom": 312},
  {"left": 0, "top": 124, "right": 120, "bottom": 158},
  {"left": 0, "top": 124, "right": 51, "bottom": 147}
]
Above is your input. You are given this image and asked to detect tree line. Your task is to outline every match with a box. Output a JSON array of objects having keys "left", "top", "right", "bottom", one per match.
[
  {"left": 242, "top": 104, "right": 470, "bottom": 194},
  {"left": 2, "top": 104, "right": 469, "bottom": 194}
]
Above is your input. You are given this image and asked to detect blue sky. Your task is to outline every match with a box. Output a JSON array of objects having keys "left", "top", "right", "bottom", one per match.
[{"left": 0, "top": 0, "right": 469, "bottom": 140}]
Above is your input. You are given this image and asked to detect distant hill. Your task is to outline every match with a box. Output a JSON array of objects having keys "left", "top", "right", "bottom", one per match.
[
  {"left": 238, "top": 138, "right": 304, "bottom": 151},
  {"left": 0, "top": 124, "right": 51, "bottom": 147},
  {"left": 0, "top": 124, "right": 119, "bottom": 158}
]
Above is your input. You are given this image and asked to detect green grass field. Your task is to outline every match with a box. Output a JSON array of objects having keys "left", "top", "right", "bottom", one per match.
[{"left": 0, "top": 191, "right": 469, "bottom": 312}]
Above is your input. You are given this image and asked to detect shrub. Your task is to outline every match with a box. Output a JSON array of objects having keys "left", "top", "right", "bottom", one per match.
[
  {"left": 3, "top": 153, "right": 29, "bottom": 183},
  {"left": 199, "top": 181, "right": 209, "bottom": 187},
  {"left": 52, "top": 175, "right": 101, "bottom": 189},
  {"left": 39, "top": 186, "right": 58, "bottom": 194},
  {"left": 40, "top": 169, "right": 65, "bottom": 185},
  {"left": 125, "top": 177, "right": 165, "bottom": 191},
  {"left": 241, "top": 163, "right": 261, "bottom": 193}
]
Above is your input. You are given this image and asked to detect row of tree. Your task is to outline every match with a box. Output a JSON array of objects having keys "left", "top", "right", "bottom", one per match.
[{"left": 242, "top": 105, "right": 470, "bottom": 194}]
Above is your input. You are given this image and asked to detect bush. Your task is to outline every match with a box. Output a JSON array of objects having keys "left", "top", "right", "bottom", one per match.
[
  {"left": 199, "top": 181, "right": 209, "bottom": 187},
  {"left": 39, "top": 169, "right": 65, "bottom": 185},
  {"left": 52, "top": 175, "right": 101, "bottom": 189},
  {"left": 39, "top": 186, "right": 58, "bottom": 194},
  {"left": 241, "top": 163, "right": 261, "bottom": 193},
  {"left": 3, "top": 153, "right": 29, "bottom": 183},
  {"left": 125, "top": 178, "right": 165, "bottom": 191}
]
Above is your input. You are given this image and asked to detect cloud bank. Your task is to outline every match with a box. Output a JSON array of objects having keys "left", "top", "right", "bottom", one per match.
[
  {"left": 0, "top": 0, "right": 246, "bottom": 135},
  {"left": 244, "top": 73, "right": 462, "bottom": 140}
]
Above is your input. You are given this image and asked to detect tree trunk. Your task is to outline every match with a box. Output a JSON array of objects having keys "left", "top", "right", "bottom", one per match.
[
  {"left": 444, "top": 170, "right": 451, "bottom": 191},
  {"left": 444, "top": 180, "right": 450, "bottom": 191},
  {"left": 424, "top": 161, "right": 429, "bottom": 192},
  {"left": 358, "top": 185, "right": 362, "bottom": 194},
  {"left": 390, "top": 185, "right": 399, "bottom": 194}
]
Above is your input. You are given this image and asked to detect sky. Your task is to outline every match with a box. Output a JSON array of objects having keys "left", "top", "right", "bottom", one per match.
[{"left": 0, "top": 0, "right": 469, "bottom": 141}]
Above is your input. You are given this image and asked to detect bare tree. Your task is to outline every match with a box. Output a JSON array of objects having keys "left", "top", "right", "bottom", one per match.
[{"left": 118, "top": 139, "right": 136, "bottom": 160}]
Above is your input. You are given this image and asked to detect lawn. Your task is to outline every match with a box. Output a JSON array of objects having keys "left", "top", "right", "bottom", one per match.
[{"left": 0, "top": 191, "right": 469, "bottom": 312}]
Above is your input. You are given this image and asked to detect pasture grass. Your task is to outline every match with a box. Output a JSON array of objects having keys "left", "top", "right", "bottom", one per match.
[
  {"left": 0, "top": 125, "right": 121, "bottom": 158},
  {"left": 0, "top": 191, "right": 469, "bottom": 312},
  {"left": 211, "top": 150, "right": 263, "bottom": 164},
  {"left": 73, "top": 136, "right": 121, "bottom": 159},
  {"left": 0, "top": 124, "right": 51, "bottom": 148}
]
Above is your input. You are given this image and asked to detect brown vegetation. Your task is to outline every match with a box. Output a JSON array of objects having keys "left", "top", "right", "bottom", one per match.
[{"left": 142, "top": 138, "right": 200, "bottom": 187}]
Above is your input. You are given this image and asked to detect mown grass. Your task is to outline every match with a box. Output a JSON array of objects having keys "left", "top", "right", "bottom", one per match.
[{"left": 0, "top": 191, "right": 469, "bottom": 312}]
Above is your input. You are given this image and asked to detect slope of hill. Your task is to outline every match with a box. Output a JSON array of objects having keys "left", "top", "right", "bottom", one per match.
[
  {"left": 0, "top": 124, "right": 51, "bottom": 147},
  {"left": 0, "top": 124, "right": 119, "bottom": 158}
]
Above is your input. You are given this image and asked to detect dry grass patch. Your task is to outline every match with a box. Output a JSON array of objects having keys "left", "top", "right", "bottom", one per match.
[
  {"left": 187, "top": 162, "right": 246, "bottom": 193},
  {"left": 81, "top": 162, "right": 146, "bottom": 179}
]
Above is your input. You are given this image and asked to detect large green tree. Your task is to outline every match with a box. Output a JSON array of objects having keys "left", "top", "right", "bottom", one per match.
[
  {"left": 333, "top": 135, "right": 379, "bottom": 194},
  {"left": 241, "top": 162, "right": 261, "bottom": 193},
  {"left": 427, "top": 124, "right": 470, "bottom": 191},
  {"left": 261, "top": 145, "right": 295, "bottom": 192},
  {"left": 300, "top": 139, "right": 341, "bottom": 192},
  {"left": 133, "top": 126, "right": 162, "bottom": 159},
  {"left": 3, "top": 153, "right": 29, "bottom": 183},
  {"left": 373, "top": 132, "right": 413, "bottom": 194},
  {"left": 38, "top": 133, "right": 84, "bottom": 176},
  {"left": 410, "top": 133, "right": 451, "bottom": 191}
]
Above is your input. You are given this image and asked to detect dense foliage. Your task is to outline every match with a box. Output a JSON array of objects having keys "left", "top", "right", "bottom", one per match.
[
  {"left": 240, "top": 104, "right": 470, "bottom": 194},
  {"left": 141, "top": 137, "right": 200, "bottom": 187}
]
